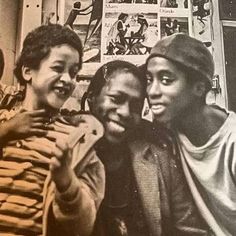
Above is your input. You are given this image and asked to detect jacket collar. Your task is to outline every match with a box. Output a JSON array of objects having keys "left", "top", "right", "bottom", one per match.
[{"left": 70, "top": 114, "right": 104, "bottom": 170}]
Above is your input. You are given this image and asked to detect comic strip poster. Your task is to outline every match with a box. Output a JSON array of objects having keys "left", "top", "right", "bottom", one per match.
[
  {"left": 101, "top": 0, "right": 192, "bottom": 66},
  {"left": 45, "top": 0, "right": 193, "bottom": 74},
  {"left": 53, "top": 0, "right": 103, "bottom": 76},
  {"left": 192, "top": 0, "right": 213, "bottom": 51}
]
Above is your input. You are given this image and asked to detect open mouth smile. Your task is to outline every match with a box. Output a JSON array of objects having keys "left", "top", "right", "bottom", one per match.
[{"left": 53, "top": 84, "right": 73, "bottom": 98}]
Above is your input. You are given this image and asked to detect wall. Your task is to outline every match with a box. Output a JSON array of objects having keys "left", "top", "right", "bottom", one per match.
[
  {"left": 0, "top": 0, "right": 228, "bottom": 108},
  {"left": 0, "top": 0, "right": 19, "bottom": 85}
]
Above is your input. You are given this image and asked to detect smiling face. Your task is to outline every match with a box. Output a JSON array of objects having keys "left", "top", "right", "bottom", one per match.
[
  {"left": 146, "top": 56, "right": 196, "bottom": 125},
  {"left": 92, "top": 70, "right": 144, "bottom": 144},
  {"left": 23, "top": 44, "right": 80, "bottom": 112}
]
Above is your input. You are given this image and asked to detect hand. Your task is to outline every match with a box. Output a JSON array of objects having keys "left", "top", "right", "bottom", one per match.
[
  {"left": 7, "top": 109, "right": 49, "bottom": 139},
  {"left": 50, "top": 139, "right": 73, "bottom": 192}
]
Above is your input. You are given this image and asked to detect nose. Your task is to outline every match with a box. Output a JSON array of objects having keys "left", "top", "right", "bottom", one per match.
[
  {"left": 147, "top": 79, "right": 161, "bottom": 99},
  {"left": 117, "top": 102, "right": 130, "bottom": 118},
  {"left": 60, "top": 72, "right": 73, "bottom": 83}
]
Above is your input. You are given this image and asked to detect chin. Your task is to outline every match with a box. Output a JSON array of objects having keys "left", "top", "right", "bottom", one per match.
[
  {"left": 47, "top": 96, "right": 68, "bottom": 110},
  {"left": 105, "top": 133, "right": 125, "bottom": 145},
  {"left": 49, "top": 101, "right": 66, "bottom": 111},
  {"left": 153, "top": 115, "right": 170, "bottom": 126}
]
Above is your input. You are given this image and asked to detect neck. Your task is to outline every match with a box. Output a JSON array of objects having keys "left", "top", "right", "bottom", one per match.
[
  {"left": 173, "top": 105, "right": 227, "bottom": 146},
  {"left": 96, "top": 138, "right": 128, "bottom": 171}
]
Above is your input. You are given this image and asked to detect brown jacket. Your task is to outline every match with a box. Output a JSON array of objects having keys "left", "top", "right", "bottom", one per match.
[{"left": 42, "top": 115, "right": 105, "bottom": 236}]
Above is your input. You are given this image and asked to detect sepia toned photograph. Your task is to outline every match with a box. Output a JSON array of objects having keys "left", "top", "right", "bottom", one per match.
[{"left": 0, "top": 0, "right": 236, "bottom": 236}]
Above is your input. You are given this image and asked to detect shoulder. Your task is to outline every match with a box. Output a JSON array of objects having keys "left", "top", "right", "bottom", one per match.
[
  {"left": 60, "top": 113, "right": 104, "bottom": 138},
  {"left": 128, "top": 121, "right": 183, "bottom": 190},
  {"left": 136, "top": 119, "right": 176, "bottom": 149},
  {"left": 57, "top": 114, "right": 104, "bottom": 164},
  {"left": 0, "top": 83, "right": 23, "bottom": 109},
  {"left": 57, "top": 115, "right": 105, "bottom": 183},
  {"left": 0, "top": 107, "right": 20, "bottom": 122},
  {"left": 129, "top": 119, "right": 178, "bottom": 163},
  {"left": 211, "top": 105, "right": 236, "bottom": 136}
]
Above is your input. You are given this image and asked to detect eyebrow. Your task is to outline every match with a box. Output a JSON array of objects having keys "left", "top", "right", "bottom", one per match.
[
  {"left": 108, "top": 90, "right": 143, "bottom": 99},
  {"left": 52, "top": 60, "right": 80, "bottom": 67},
  {"left": 51, "top": 60, "right": 64, "bottom": 64}
]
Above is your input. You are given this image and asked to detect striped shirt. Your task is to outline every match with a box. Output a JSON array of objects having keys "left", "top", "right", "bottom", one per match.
[{"left": 0, "top": 108, "right": 73, "bottom": 235}]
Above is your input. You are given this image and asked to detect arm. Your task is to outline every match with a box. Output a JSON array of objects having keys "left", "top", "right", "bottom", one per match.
[{"left": 49, "top": 122, "right": 105, "bottom": 236}]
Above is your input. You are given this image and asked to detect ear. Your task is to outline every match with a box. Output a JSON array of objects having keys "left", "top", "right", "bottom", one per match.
[
  {"left": 192, "top": 81, "right": 206, "bottom": 97},
  {"left": 22, "top": 66, "right": 33, "bottom": 82}
]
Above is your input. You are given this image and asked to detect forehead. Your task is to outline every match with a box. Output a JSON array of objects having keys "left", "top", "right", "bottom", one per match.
[
  {"left": 147, "top": 56, "right": 185, "bottom": 75},
  {"left": 103, "top": 71, "right": 144, "bottom": 98},
  {"left": 45, "top": 44, "right": 80, "bottom": 62}
]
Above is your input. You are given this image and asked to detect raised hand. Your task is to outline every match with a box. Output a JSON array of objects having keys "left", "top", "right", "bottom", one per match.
[
  {"left": 50, "top": 139, "right": 73, "bottom": 192},
  {"left": 5, "top": 109, "right": 49, "bottom": 139}
]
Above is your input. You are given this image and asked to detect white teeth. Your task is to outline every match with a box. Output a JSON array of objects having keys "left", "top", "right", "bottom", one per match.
[
  {"left": 108, "top": 121, "right": 125, "bottom": 133},
  {"left": 54, "top": 87, "right": 70, "bottom": 96},
  {"left": 55, "top": 88, "right": 64, "bottom": 94}
]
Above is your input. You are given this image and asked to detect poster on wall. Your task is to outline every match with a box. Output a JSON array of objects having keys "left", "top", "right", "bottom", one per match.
[
  {"left": 192, "top": 0, "right": 212, "bottom": 51},
  {"left": 57, "top": 0, "right": 103, "bottom": 76},
  {"left": 101, "top": 0, "right": 192, "bottom": 66},
  {"left": 49, "top": 0, "right": 193, "bottom": 75}
]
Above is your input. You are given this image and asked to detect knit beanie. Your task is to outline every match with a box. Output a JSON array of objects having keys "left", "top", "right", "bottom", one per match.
[{"left": 146, "top": 33, "right": 214, "bottom": 82}]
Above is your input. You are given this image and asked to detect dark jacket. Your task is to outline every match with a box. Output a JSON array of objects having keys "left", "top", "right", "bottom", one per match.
[{"left": 93, "top": 120, "right": 211, "bottom": 236}]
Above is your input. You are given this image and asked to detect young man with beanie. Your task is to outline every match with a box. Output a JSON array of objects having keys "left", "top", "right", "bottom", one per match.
[
  {"left": 87, "top": 60, "right": 210, "bottom": 236},
  {"left": 145, "top": 33, "right": 236, "bottom": 236}
]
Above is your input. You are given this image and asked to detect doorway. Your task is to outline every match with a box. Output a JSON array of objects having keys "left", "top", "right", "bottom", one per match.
[{"left": 223, "top": 26, "right": 236, "bottom": 112}]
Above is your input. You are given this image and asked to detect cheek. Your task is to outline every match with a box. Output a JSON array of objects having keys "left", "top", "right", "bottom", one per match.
[
  {"left": 94, "top": 98, "right": 113, "bottom": 118},
  {"left": 32, "top": 74, "right": 50, "bottom": 88},
  {"left": 146, "top": 85, "right": 152, "bottom": 96},
  {"left": 164, "top": 84, "right": 186, "bottom": 102},
  {"left": 31, "top": 79, "right": 45, "bottom": 91},
  {"left": 169, "top": 92, "right": 192, "bottom": 115}
]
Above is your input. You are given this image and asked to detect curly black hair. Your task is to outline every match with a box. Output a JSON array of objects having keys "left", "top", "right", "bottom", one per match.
[{"left": 14, "top": 24, "right": 83, "bottom": 85}]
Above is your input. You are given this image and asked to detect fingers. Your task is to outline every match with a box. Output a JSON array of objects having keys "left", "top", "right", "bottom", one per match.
[
  {"left": 55, "top": 139, "right": 69, "bottom": 156},
  {"left": 20, "top": 138, "right": 55, "bottom": 156},
  {"left": 28, "top": 109, "right": 47, "bottom": 117},
  {"left": 32, "top": 117, "right": 50, "bottom": 123},
  {"left": 50, "top": 156, "right": 61, "bottom": 171},
  {"left": 19, "top": 109, "right": 46, "bottom": 117},
  {"left": 28, "top": 128, "right": 48, "bottom": 136},
  {"left": 30, "top": 122, "right": 54, "bottom": 130},
  {"left": 51, "top": 140, "right": 69, "bottom": 162},
  {"left": 50, "top": 140, "right": 72, "bottom": 169}
]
